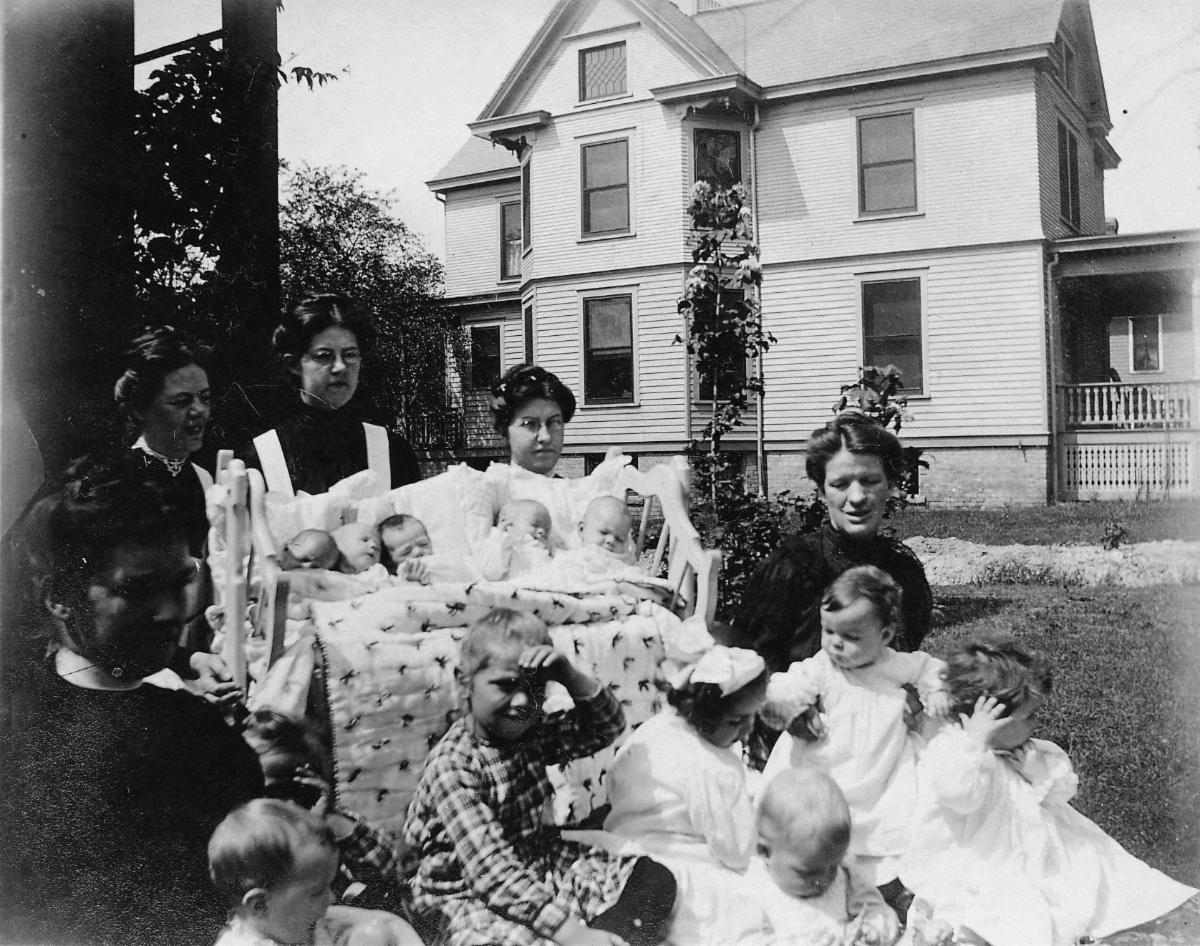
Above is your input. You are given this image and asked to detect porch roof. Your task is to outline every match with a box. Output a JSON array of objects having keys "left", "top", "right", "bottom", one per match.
[{"left": 1054, "top": 229, "right": 1199, "bottom": 278}]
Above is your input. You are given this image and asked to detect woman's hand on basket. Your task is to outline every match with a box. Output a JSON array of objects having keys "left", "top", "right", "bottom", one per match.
[{"left": 188, "top": 652, "right": 244, "bottom": 707}]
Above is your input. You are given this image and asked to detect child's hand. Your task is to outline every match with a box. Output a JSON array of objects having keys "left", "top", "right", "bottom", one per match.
[
  {"left": 556, "top": 919, "right": 628, "bottom": 946},
  {"left": 787, "top": 705, "right": 826, "bottom": 742},
  {"left": 520, "top": 645, "right": 595, "bottom": 700},
  {"left": 924, "top": 690, "right": 952, "bottom": 719},
  {"left": 960, "top": 695, "right": 1009, "bottom": 747},
  {"left": 399, "top": 558, "right": 431, "bottom": 584},
  {"left": 848, "top": 904, "right": 900, "bottom": 946}
]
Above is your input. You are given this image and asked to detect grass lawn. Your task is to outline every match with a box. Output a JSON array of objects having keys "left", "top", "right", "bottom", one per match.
[
  {"left": 923, "top": 583, "right": 1200, "bottom": 885},
  {"left": 891, "top": 499, "right": 1200, "bottom": 546}
]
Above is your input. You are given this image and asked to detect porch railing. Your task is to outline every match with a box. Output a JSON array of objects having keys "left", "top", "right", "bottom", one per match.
[
  {"left": 1057, "top": 381, "right": 1199, "bottom": 430},
  {"left": 401, "top": 408, "right": 464, "bottom": 450}
]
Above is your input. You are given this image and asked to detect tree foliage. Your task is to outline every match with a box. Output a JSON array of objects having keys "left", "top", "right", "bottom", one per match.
[{"left": 279, "top": 163, "right": 467, "bottom": 421}]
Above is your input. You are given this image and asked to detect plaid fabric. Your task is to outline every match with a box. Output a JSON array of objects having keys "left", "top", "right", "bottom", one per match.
[
  {"left": 337, "top": 810, "right": 414, "bottom": 889},
  {"left": 404, "top": 688, "right": 632, "bottom": 943}
]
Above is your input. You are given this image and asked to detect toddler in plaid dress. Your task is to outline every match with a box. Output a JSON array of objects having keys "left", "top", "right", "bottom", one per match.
[{"left": 403, "top": 609, "right": 676, "bottom": 946}]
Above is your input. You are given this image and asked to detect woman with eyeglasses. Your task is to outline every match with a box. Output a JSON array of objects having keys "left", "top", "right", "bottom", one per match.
[
  {"left": 240, "top": 293, "right": 422, "bottom": 496},
  {"left": 0, "top": 450, "right": 263, "bottom": 946}
]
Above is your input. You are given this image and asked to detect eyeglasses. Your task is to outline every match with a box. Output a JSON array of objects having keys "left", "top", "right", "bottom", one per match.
[{"left": 302, "top": 348, "right": 362, "bottom": 368}]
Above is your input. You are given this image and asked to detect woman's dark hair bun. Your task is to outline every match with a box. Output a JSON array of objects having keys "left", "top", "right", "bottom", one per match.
[{"left": 488, "top": 363, "right": 577, "bottom": 436}]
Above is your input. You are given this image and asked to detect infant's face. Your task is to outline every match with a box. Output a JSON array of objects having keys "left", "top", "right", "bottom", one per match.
[
  {"left": 759, "top": 827, "right": 845, "bottom": 899},
  {"left": 334, "top": 523, "right": 381, "bottom": 573},
  {"left": 381, "top": 522, "right": 431, "bottom": 565},
  {"left": 578, "top": 505, "right": 631, "bottom": 555},
  {"left": 281, "top": 531, "right": 339, "bottom": 571},
  {"left": 820, "top": 598, "right": 892, "bottom": 670},
  {"left": 501, "top": 508, "right": 550, "bottom": 548}
]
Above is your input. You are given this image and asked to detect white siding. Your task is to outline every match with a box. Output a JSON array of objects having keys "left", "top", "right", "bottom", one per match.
[
  {"left": 759, "top": 242, "right": 1050, "bottom": 441},
  {"left": 1107, "top": 310, "right": 1195, "bottom": 384},
  {"left": 442, "top": 181, "right": 521, "bottom": 298},
  {"left": 462, "top": 309, "right": 523, "bottom": 448},
  {"left": 1035, "top": 72, "right": 1106, "bottom": 239},
  {"left": 755, "top": 69, "right": 1045, "bottom": 263}
]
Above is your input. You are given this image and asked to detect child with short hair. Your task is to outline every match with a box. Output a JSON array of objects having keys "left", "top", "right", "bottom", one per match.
[
  {"left": 761, "top": 565, "right": 950, "bottom": 891},
  {"left": 746, "top": 768, "right": 899, "bottom": 946},
  {"left": 402, "top": 609, "right": 676, "bottom": 946},
  {"left": 208, "top": 798, "right": 421, "bottom": 946},
  {"left": 899, "top": 639, "right": 1196, "bottom": 946},
  {"left": 477, "top": 499, "right": 554, "bottom": 581}
]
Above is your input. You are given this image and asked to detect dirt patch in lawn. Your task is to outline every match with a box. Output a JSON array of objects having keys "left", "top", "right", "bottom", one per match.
[{"left": 908, "top": 537, "right": 1200, "bottom": 586}]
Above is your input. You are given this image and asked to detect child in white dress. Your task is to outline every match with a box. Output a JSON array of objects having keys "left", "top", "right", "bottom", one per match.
[
  {"left": 476, "top": 499, "right": 554, "bottom": 580},
  {"left": 761, "top": 565, "right": 949, "bottom": 888},
  {"left": 208, "top": 798, "right": 420, "bottom": 946},
  {"left": 599, "top": 646, "right": 769, "bottom": 945},
  {"left": 899, "top": 639, "right": 1197, "bottom": 946},
  {"left": 743, "top": 767, "right": 899, "bottom": 946}
]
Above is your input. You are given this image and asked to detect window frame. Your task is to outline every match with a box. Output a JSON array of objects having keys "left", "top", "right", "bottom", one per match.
[
  {"left": 692, "top": 287, "right": 751, "bottom": 403},
  {"left": 856, "top": 109, "right": 918, "bottom": 217},
  {"left": 578, "top": 41, "right": 627, "bottom": 102},
  {"left": 693, "top": 127, "right": 743, "bottom": 189},
  {"left": 1054, "top": 33, "right": 1078, "bottom": 99},
  {"left": 857, "top": 271, "right": 928, "bottom": 397},
  {"left": 1129, "top": 314, "right": 1163, "bottom": 375},
  {"left": 523, "top": 302, "right": 535, "bottom": 365},
  {"left": 499, "top": 200, "right": 522, "bottom": 281},
  {"left": 580, "top": 136, "right": 632, "bottom": 238},
  {"left": 521, "top": 158, "right": 532, "bottom": 253},
  {"left": 468, "top": 323, "right": 504, "bottom": 391},
  {"left": 580, "top": 288, "right": 637, "bottom": 406},
  {"left": 1057, "top": 119, "right": 1080, "bottom": 229}
]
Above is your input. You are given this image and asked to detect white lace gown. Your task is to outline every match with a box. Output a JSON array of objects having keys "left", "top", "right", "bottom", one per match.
[
  {"left": 761, "top": 648, "right": 946, "bottom": 884},
  {"left": 594, "top": 709, "right": 769, "bottom": 946},
  {"left": 898, "top": 728, "right": 1197, "bottom": 946}
]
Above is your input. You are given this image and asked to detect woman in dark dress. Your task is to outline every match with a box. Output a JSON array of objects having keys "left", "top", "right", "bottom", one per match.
[
  {"left": 735, "top": 413, "right": 932, "bottom": 673},
  {"left": 240, "top": 293, "right": 421, "bottom": 496},
  {"left": 0, "top": 450, "right": 263, "bottom": 946}
]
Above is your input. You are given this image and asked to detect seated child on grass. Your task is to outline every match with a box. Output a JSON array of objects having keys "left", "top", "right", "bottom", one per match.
[
  {"left": 898, "top": 639, "right": 1196, "bottom": 946},
  {"left": 208, "top": 798, "right": 421, "bottom": 946},
  {"left": 476, "top": 499, "right": 554, "bottom": 581},
  {"left": 744, "top": 768, "right": 899, "bottom": 946},
  {"left": 402, "top": 608, "right": 676, "bottom": 946},
  {"left": 242, "top": 710, "right": 417, "bottom": 914},
  {"left": 761, "top": 565, "right": 950, "bottom": 895}
]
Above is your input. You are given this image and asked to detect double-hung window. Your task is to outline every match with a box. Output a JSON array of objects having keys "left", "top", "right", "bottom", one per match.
[
  {"left": 694, "top": 128, "right": 742, "bottom": 188},
  {"left": 469, "top": 325, "right": 502, "bottom": 390},
  {"left": 862, "top": 277, "right": 924, "bottom": 393},
  {"left": 1058, "top": 120, "right": 1080, "bottom": 228},
  {"left": 500, "top": 202, "right": 521, "bottom": 280},
  {"left": 581, "top": 139, "right": 630, "bottom": 236},
  {"left": 1130, "top": 315, "right": 1161, "bottom": 373},
  {"left": 858, "top": 112, "right": 917, "bottom": 214},
  {"left": 583, "top": 294, "right": 634, "bottom": 403},
  {"left": 579, "top": 42, "right": 626, "bottom": 101}
]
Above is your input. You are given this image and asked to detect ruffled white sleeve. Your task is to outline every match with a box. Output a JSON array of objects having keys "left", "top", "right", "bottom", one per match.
[
  {"left": 688, "top": 759, "right": 756, "bottom": 870},
  {"left": 473, "top": 527, "right": 513, "bottom": 581},
  {"left": 1016, "top": 738, "right": 1079, "bottom": 806},
  {"left": 918, "top": 727, "right": 1002, "bottom": 815},
  {"left": 762, "top": 657, "right": 822, "bottom": 729}
]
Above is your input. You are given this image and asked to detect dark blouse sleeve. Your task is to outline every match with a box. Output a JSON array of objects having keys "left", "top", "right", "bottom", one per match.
[
  {"left": 387, "top": 430, "right": 422, "bottom": 488},
  {"left": 885, "top": 540, "right": 933, "bottom": 652},
  {"left": 732, "top": 535, "right": 831, "bottom": 673}
]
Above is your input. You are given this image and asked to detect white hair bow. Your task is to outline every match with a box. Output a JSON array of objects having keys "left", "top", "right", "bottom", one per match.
[{"left": 670, "top": 645, "right": 765, "bottom": 696}]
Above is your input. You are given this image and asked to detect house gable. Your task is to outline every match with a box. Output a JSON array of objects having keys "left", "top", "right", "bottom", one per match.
[
  {"left": 1054, "top": 0, "right": 1113, "bottom": 142},
  {"left": 476, "top": 0, "right": 737, "bottom": 126}
]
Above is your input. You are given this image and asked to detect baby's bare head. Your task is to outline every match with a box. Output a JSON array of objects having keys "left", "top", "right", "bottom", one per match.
[
  {"left": 499, "top": 499, "right": 552, "bottom": 548},
  {"left": 332, "top": 521, "right": 381, "bottom": 573},
  {"left": 578, "top": 496, "right": 632, "bottom": 555},
  {"left": 757, "top": 768, "right": 851, "bottom": 899},
  {"left": 280, "top": 529, "right": 339, "bottom": 571}
]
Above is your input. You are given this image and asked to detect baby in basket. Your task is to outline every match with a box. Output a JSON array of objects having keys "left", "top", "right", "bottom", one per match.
[
  {"left": 477, "top": 498, "right": 555, "bottom": 581},
  {"left": 276, "top": 524, "right": 391, "bottom": 598}
]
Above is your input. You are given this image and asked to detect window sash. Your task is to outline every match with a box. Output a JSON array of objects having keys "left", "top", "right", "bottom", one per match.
[
  {"left": 500, "top": 202, "right": 521, "bottom": 279},
  {"left": 521, "top": 161, "right": 531, "bottom": 251},
  {"left": 582, "top": 140, "right": 630, "bottom": 235},
  {"left": 584, "top": 295, "right": 634, "bottom": 403},
  {"left": 862, "top": 278, "right": 923, "bottom": 393},
  {"left": 470, "top": 325, "right": 502, "bottom": 390},
  {"left": 1057, "top": 121, "right": 1080, "bottom": 226},
  {"left": 694, "top": 128, "right": 742, "bottom": 188},
  {"left": 523, "top": 305, "right": 534, "bottom": 365},
  {"left": 858, "top": 112, "right": 916, "bottom": 214},
  {"left": 1131, "top": 316, "right": 1161, "bottom": 372},
  {"left": 579, "top": 42, "right": 627, "bottom": 101}
]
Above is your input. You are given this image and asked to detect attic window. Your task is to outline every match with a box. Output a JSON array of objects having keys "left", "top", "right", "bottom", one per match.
[
  {"left": 1054, "top": 34, "right": 1077, "bottom": 97},
  {"left": 580, "top": 42, "right": 626, "bottom": 101}
]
